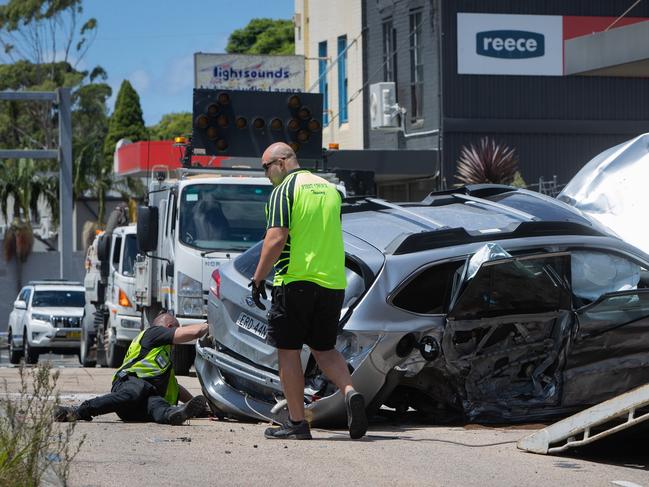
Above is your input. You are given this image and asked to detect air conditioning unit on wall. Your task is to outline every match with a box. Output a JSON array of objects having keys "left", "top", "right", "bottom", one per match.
[{"left": 369, "top": 82, "right": 400, "bottom": 131}]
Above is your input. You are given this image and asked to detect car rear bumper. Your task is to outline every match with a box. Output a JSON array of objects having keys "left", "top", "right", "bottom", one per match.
[{"left": 194, "top": 337, "right": 389, "bottom": 426}]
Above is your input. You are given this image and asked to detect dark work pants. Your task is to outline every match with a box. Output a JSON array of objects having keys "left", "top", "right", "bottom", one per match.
[{"left": 77, "top": 375, "right": 175, "bottom": 424}]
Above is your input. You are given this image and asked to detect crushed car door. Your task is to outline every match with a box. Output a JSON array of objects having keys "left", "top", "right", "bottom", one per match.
[
  {"left": 562, "top": 289, "right": 649, "bottom": 407},
  {"left": 443, "top": 252, "right": 573, "bottom": 421}
]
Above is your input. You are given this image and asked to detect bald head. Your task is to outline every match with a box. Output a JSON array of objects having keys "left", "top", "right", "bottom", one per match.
[
  {"left": 261, "top": 142, "right": 300, "bottom": 185},
  {"left": 262, "top": 142, "right": 297, "bottom": 163},
  {"left": 152, "top": 312, "right": 179, "bottom": 329}
]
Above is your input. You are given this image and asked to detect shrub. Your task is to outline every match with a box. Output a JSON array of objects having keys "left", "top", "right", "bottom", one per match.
[
  {"left": 0, "top": 364, "right": 84, "bottom": 486},
  {"left": 455, "top": 137, "right": 519, "bottom": 186}
]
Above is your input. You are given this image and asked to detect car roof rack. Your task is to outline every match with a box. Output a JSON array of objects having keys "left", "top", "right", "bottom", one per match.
[
  {"left": 28, "top": 279, "right": 83, "bottom": 286},
  {"left": 391, "top": 221, "right": 608, "bottom": 255}
]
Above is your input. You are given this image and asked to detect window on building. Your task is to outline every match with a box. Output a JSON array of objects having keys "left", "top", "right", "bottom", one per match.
[
  {"left": 318, "top": 41, "right": 329, "bottom": 126},
  {"left": 382, "top": 18, "right": 397, "bottom": 84},
  {"left": 409, "top": 10, "right": 424, "bottom": 122},
  {"left": 337, "top": 35, "right": 348, "bottom": 124}
]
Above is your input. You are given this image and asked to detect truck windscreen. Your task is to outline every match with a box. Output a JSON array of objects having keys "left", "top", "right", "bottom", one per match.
[{"left": 179, "top": 183, "right": 272, "bottom": 251}]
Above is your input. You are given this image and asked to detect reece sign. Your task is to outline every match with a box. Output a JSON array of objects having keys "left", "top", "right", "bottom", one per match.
[{"left": 458, "top": 13, "right": 563, "bottom": 76}]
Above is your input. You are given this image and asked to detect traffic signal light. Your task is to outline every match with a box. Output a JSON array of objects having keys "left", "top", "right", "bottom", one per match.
[{"left": 192, "top": 89, "right": 324, "bottom": 160}]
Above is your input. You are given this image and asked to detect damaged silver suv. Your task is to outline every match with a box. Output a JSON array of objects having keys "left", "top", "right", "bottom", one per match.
[{"left": 195, "top": 185, "right": 649, "bottom": 425}]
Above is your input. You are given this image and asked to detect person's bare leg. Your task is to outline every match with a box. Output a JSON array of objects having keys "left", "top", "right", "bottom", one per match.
[
  {"left": 278, "top": 348, "right": 306, "bottom": 422},
  {"left": 312, "top": 348, "right": 367, "bottom": 439},
  {"left": 310, "top": 349, "right": 354, "bottom": 396}
]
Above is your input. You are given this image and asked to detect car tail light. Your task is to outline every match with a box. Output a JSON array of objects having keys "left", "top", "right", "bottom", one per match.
[
  {"left": 118, "top": 288, "right": 132, "bottom": 307},
  {"left": 210, "top": 269, "right": 221, "bottom": 299}
]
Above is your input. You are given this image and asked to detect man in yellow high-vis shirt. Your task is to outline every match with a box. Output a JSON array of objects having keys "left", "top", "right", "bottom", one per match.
[
  {"left": 251, "top": 142, "right": 367, "bottom": 440},
  {"left": 54, "top": 313, "right": 208, "bottom": 425}
]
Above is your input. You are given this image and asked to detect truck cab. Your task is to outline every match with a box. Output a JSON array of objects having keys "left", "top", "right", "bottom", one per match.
[
  {"left": 81, "top": 224, "right": 141, "bottom": 367},
  {"left": 136, "top": 169, "right": 272, "bottom": 374}
]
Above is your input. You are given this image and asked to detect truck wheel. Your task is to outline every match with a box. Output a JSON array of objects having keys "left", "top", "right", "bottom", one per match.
[
  {"left": 8, "top": 331, "right": 22, "bottom": 364},
  {"left": 23, "top": 328, "right": 39, "bottom": 365},
  {"left": 172, "top": 344, "right": 195, "bottom": 376},
  {"left": 94, "top": 311, "right": 108, "bottom": 367},
  {"left": 105, "top": 329, "right": 127, "bottom": 368},
  {"left": 79, "top": 326, "right": 96, "bottom": 367}
]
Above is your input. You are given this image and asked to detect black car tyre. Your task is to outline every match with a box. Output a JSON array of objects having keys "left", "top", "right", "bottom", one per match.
[
  {"left": 8, "top": 331, "right": 22, "bottom": 364},
  {"left": 105, "top": 328, "right": 126, "bottom": 368},
  {"left": 172, "top": 344, "right": 195, "bottom": 376},
  {"left": 23, "top": 328, "right": 39, "bottom": 365},
  {"left": 79, "top": 326, "right": 96, "bottom": 367}
]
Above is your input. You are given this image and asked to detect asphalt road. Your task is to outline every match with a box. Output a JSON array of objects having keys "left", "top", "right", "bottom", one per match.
[{"left": 0, "top": 351, "right": 647, "bottom": 487}]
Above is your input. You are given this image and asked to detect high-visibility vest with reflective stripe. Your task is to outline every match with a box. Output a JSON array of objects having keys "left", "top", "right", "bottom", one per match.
[{"left": 112, "top": 330, "right": 179, "bottom": 405}]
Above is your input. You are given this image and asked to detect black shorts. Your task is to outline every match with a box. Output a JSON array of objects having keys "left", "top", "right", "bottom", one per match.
[{"left": 267, "top": 281, "right": 345, "bottom": 351}]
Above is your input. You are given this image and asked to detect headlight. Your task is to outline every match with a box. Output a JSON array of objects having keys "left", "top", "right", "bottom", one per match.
[
  {"left": 121, "top": 319, "right": 141, "bottom": 329},
  {"left": 178, "top": 297, "right": 204, "bottom": 317},
  {"left": 31, "top": 313, "right": 51, "bottom": 323},
  {"left": 178, "top": 272, "right": 202, "bottom": 297},
  {"left": 178, "top": 272, "right": 204, "bottom": 317}
]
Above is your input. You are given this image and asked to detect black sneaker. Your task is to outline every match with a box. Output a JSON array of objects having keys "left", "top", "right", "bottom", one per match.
[
  {"left": 54, "top": 406, "right": 90, "bottom": 422},
  {"left": 264, "top": 420, "right": 312, "bottom": 440},
  {"left": 166, "top": 395, "right": 208, "bottom": 425},
  {"left": 345, "top": 391, "right": 367, "bottom": 439}
]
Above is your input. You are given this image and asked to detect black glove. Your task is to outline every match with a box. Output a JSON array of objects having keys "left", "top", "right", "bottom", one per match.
[{"left": 248, "top": 279, "right": 268, "bottom": 310}]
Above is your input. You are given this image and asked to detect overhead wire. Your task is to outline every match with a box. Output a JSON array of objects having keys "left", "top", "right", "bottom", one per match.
[
  {"left": 323, "top": 14, "right": 427, "bottom": 128},
  {"left": 605, "top": 0, "right": 644, "bottom": 31}
]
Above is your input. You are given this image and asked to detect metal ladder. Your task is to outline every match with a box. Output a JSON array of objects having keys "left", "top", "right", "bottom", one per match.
[{"left": 518, "top": 382, "right": 649, "bottom": 454}]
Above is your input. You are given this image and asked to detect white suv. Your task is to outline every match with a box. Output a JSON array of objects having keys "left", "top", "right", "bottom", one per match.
[{"left": 8, "top": 280, "right": 85, "bottom": 364}]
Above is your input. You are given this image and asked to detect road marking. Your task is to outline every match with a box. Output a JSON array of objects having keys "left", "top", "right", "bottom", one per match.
[{"left": 611, "top": 481, "right": 645, "bottom": 487}]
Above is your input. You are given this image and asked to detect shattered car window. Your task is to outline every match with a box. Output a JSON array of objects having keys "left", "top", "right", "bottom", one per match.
[
  {"left": 449, "top": 254, "right": 571, "bottom": 319},
  {"left": 571, "top": 250, "right": 644, "bottom": 304}
]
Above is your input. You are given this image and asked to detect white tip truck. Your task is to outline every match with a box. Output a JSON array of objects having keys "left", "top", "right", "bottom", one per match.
[{"left": 134, "top": 166, "right": 272, "bottom": 374}]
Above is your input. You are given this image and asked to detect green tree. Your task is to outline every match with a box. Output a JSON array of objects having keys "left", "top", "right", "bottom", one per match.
[
  {"left": 226, "top": 18, "right": 294, "bottom": 55},
  {"left": 100, "top": 80, "right": 147, "bottom": 224},
  {"left": 148, "top": 112, "right": 192, "bottom": 140},
  {"left": 103, "top": 80, "right": 147, "bottom": 161},
  {"left": 0, "top": 0, "right": 104, "bottom": 257}
]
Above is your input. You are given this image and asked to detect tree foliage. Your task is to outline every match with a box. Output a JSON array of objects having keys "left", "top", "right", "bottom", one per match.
[
  {"left": 148, "top": 112, "right": 192, "bottom": 140},
  {"left": 226, "top": 18, "right": 294, "bottom": 55},
  {"left": 0, "top": 0, "right": 97, "bottom": 66},
  {"left": 103, "top": 80, "right": 147, "bottom": 161}
]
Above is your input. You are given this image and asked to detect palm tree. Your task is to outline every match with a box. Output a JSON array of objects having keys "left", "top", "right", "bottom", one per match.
[
  {"left": 455, "top": 137, "right": 519, "bottom": 186},
  {"left": 0, "top": 159, "right": 59, "bottom": 290}
]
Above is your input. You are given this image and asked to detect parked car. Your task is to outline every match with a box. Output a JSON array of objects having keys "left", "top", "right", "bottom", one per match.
[
  {"left": 8, "top": 280, "right": 85, "bottom": 364},
  {"left": 195, "top": 184, "right": 649, "bottom": 425}
]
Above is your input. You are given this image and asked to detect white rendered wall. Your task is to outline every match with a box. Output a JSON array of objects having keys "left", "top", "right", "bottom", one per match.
[{"left": 294, "top": 0, "right": 364, "bottom": 149}]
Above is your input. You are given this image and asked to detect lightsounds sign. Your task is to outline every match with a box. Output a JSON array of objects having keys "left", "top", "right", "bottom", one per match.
[
  {"left": 194, "top": 53, "right": 305, "bottom": 92},
  {"left": 458, "top": 13, "right": 563, "bottom": 75}
]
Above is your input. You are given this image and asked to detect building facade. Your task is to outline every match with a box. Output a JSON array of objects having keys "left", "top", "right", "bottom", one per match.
[
  {"left": 294, "top": 0, "right": 365, "bottom": 149},
  {"left": 309, "top": 0, "right": 649, "bottom": 192}
]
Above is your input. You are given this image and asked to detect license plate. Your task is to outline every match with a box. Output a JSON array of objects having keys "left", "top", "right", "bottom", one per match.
[
  {"left": 235, "top": 312, "right": 267, "bottom": 340},
  {"left": 66, "top": 331, "right": 80, "bottom": 339}
]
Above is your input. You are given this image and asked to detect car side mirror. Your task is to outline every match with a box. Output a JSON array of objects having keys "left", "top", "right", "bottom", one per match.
[{"left": 14, "top": 300, "right": 27, "bottom": 310}]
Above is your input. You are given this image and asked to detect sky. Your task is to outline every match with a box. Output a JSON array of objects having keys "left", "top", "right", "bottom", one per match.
[{"left": 80, "top": 0, "right": 294, "bottom": 126}]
